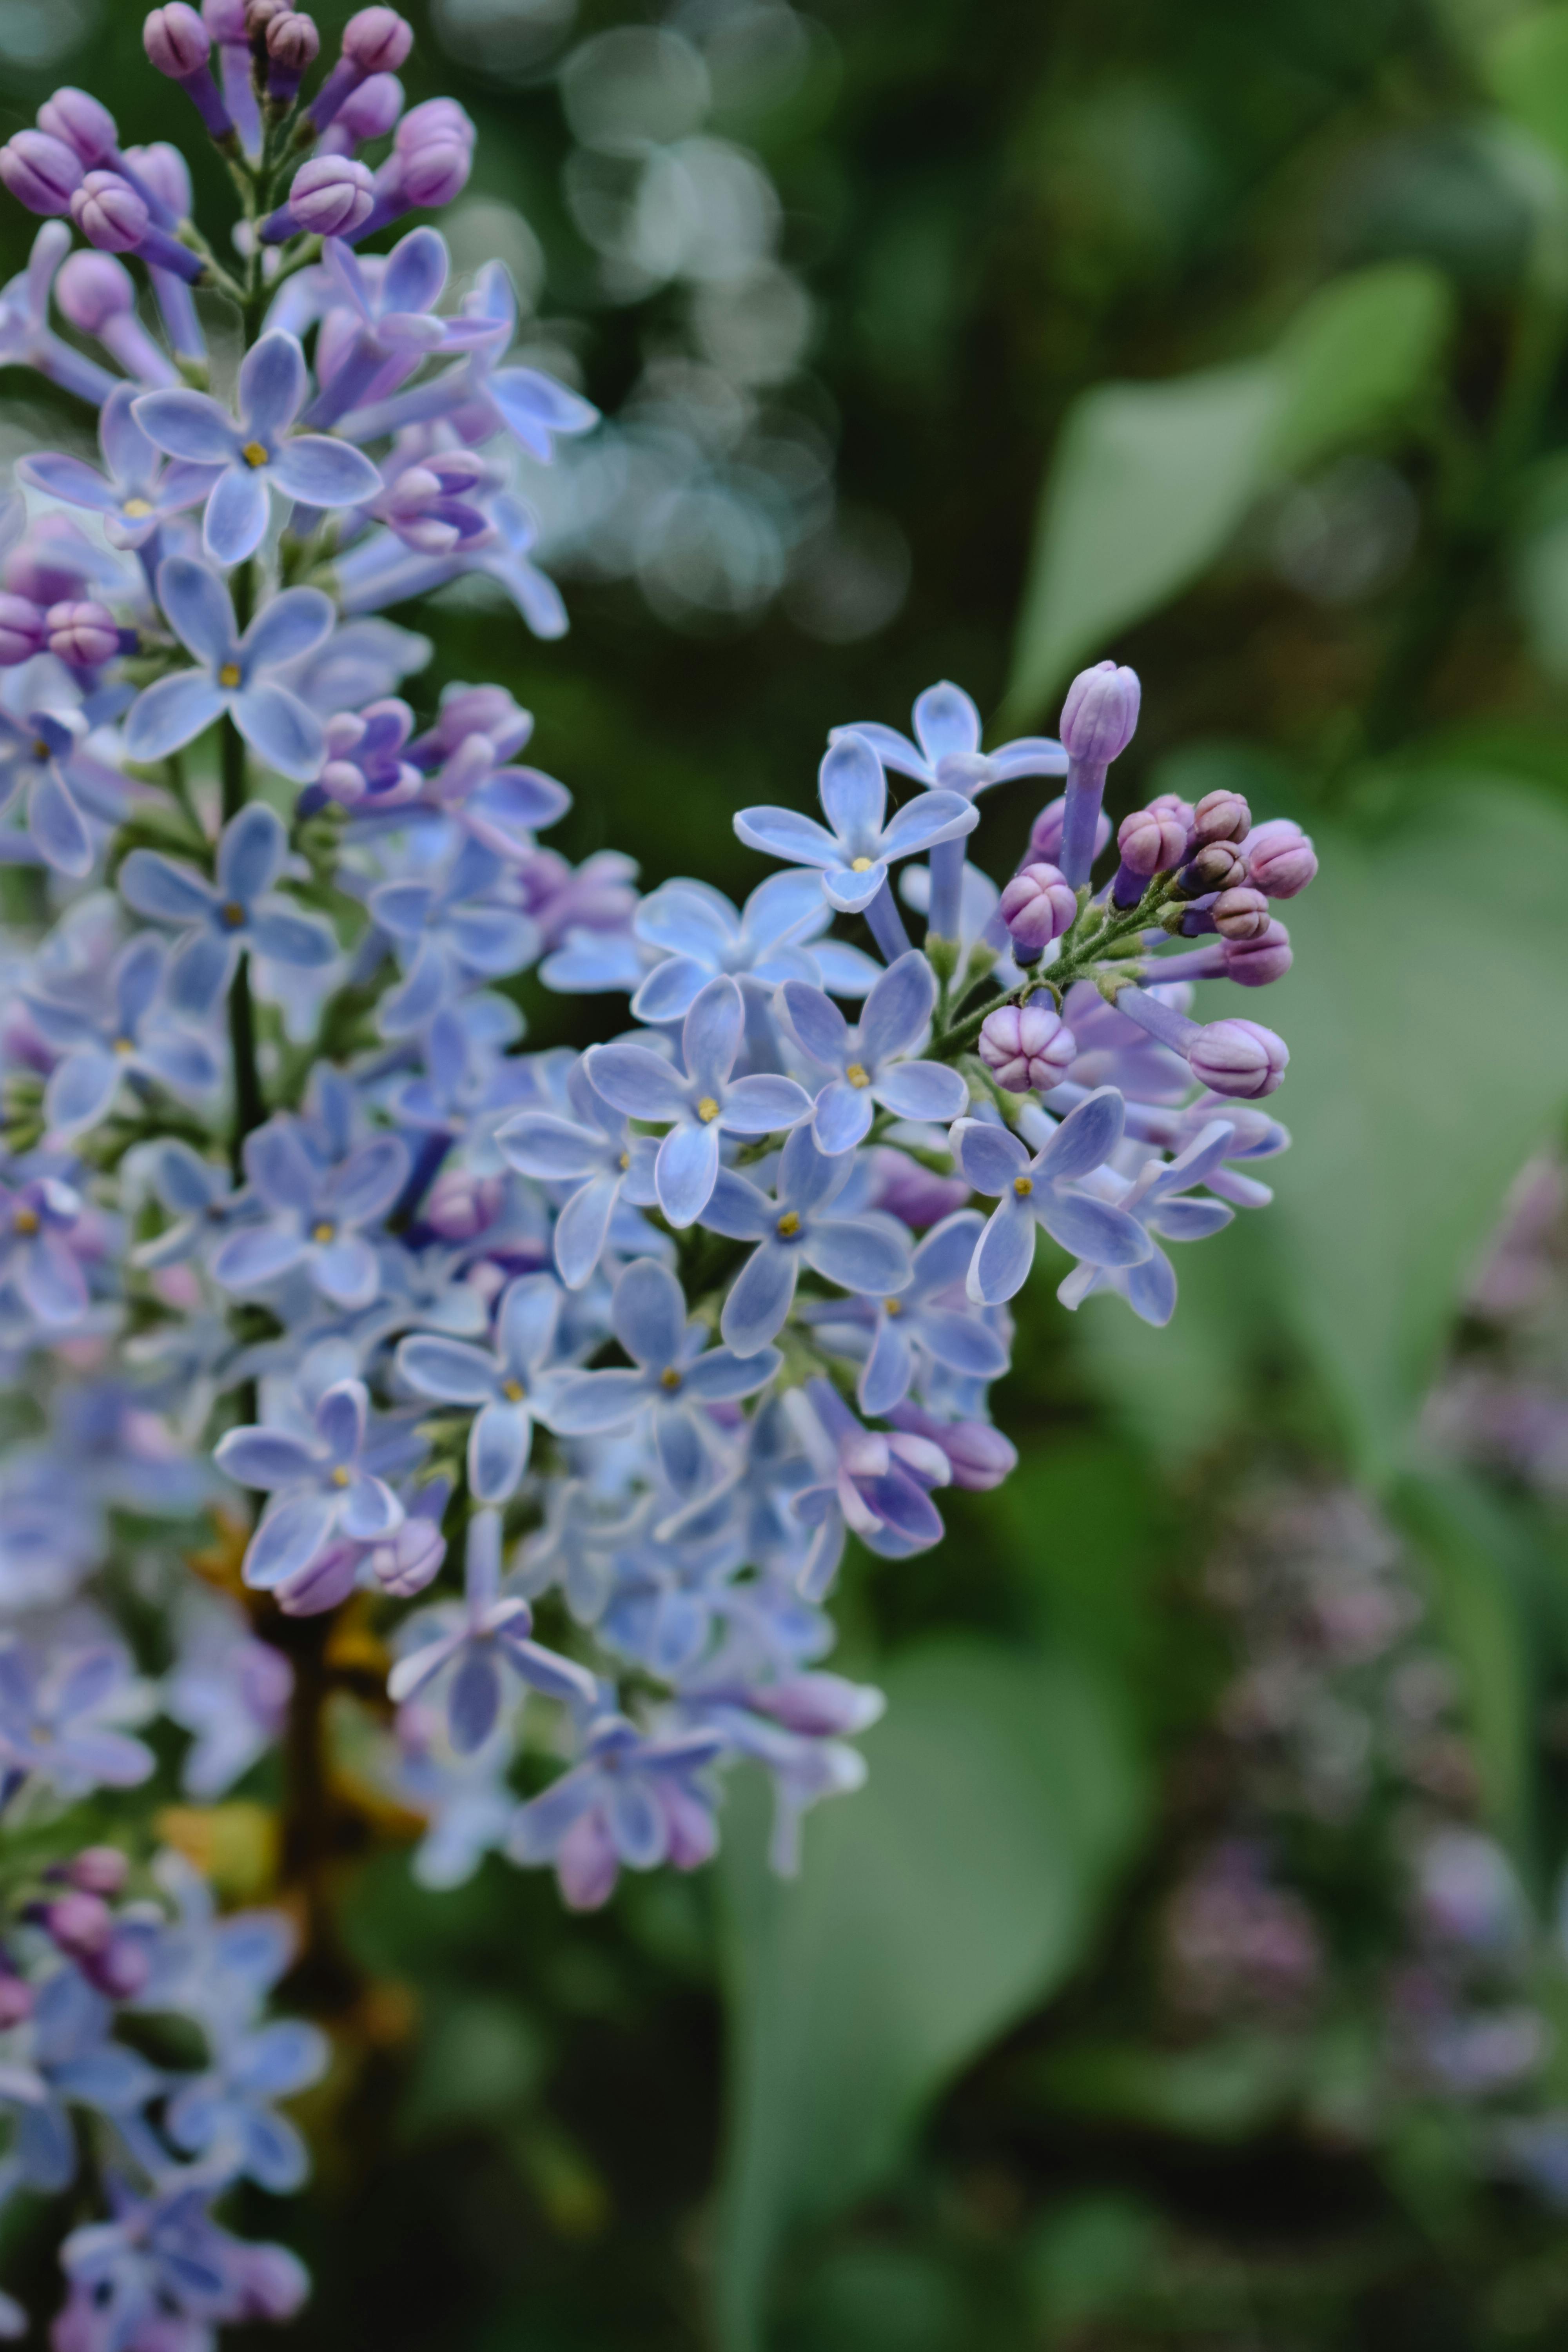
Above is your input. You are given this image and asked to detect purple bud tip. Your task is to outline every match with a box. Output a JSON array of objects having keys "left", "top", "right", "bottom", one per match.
[
  {"left": 397, "top": 136, "right": 472, "bottom": 209},
  {"left": 0, "top": 1978, "right": 32, "bottom": 2028},
  {"left": 335, "top": 70, "right": 403, "bottom": 140},
  {"left": 394, "top": 95, "right": 475, "bottom": 158},
  {"left": 71, "top": 169, "right": 149, "bottom": 253},
  {"left": 1060, "top": 659, "right": 1141, "bottom": 766},
  {"left": 997, "top": 860, "right": 1077, "bottom": 954},
  {"left": 0, "top": 130, "right": 84, "bottom": 216},
  {"left": 977, "top": 1000, "right": 1077, "bottom": 1094},
  {"left": 1222, "top": 918, "right": 1292, "bottom": 988},
  {"left": 423, "top": 1168, "right": 503, "bottom": 1240},
  {"left": 1211, "top": 886, "right": 1270, "bottom": 942},
  {"left": 67, "top": 1845, "right": 129, "bottom": 1896},
  {"left": 288, "top": 152, "right": 374, "bottom": 234},
  {"left": 1189, "top": 786, "right": 1252, "bottom": 850},
  {"left": 343, "top": 4, "right": 411, "bottom": 70},
  {"left": 938, "top": 1419, "right": 1019, "bottom": 1490},
  {"left": 0, "top": 595, "right": 47, "bottom": 666},
  {"left": 267, "top": 7, "right": 319, "bottom": 66},
  {"left": 144, "top": 3, "right": 211, "bottom": 75},
  {"left": 1243, "top": 818, "right": 1317, "bottom": 900},
  {"left": 55, "top": 248, "right": 134, "bottom": 332},
  {"left": 1188, "top": 1016, "right": 1289, "bottom": 1099},
  {"left": 47, "top": 600, "right": 120, "bottom": 666},
  {"left": 44, "top": 1890, "right": 112, "bottom": 1957},
  {"left": 36, "top": 87, "right": 119, "bottom": 165},
  {"left": 203, "top": 0, "right": 247, "bottom": 36},
  {"left": 1117, "top": 800, "right": 1188, "bottom": 878}
]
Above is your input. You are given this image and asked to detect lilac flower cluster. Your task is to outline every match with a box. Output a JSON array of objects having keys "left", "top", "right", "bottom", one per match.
[{"left": 0, "top": 11, "right": 1317, "bottom": 2335}]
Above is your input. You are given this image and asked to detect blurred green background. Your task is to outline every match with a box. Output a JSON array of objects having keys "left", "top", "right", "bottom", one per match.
[{"left": 15, "top": 0, "right": 1568, "bottom": 2343}]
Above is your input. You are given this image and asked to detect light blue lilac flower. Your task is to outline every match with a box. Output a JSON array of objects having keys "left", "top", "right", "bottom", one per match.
[
  {"left": 123, "top": 558, "right": 335, "bottom": 780},
  {"left": 805, "top": 1208, "right": 1010, "bottom": 1415},
  {"left": 0, "top": 679, "right": 139, "bottom": 878},
  {"left": 119, "top": 802, "right": 336, "bottom": 1016},
  {"left": 0, "top": 1172, "right": 88, "bottom": 1328},
  {"left": 392, "top": 1702, "right": 518, "bottom": 1889},
  {"left": 55, "top": 2169, "right": 309, "bottom": 2350},
  {"left": 1059, "top": 1117, "right": 1236, "bottom": 1327},
  {"left": 0, "top": 221, "right": 117, "bottom": 406},
  {"left": 788, "top": 1378, "right": 953, "bottom": 1594},
  {"left": 131, "top": 1140, "right": 253, "bottom": 1271},
  {"left": 0, "top": 1640, "right": 152, "bottom": 1798},
  {"left": 496, "top": 1060, "right": 658, "bottom": 1289},
  {"left": 401, "top": 724, "right": 571, "bottom": 860},
  {"left": 133, "top": 330, "right": 382, "bottom": 564},
  {"left": 211, "top": 1114, "right": 409, "bottom": 1308},
  {"left": 781, "top": 948, "right": 967, "bottom": 1153},
  {"left": 368, "top": 836, "right": 538, "bottom": 1037},
  {"left": 27, "top": 933, "right": 217, "bottom": 1136},
  {"left": 164, "top": 2013, "right": 328, "bottom": 2192},
  {"left": 507, "top": 1712, "right": 724, "bottom": 1910},
  {"left": 17, "top": 383, "right": 216, "bottom": 553},
  {"left": 629, "top": 869, "right": 877, "bottom": 1025},
  {"left": 952, "top": 1091, "right": 1152, "bottom": 1307},
  {"left": 215, "top": 1374, "right": 422, "bottom": 1588},
  {"left": 164, "top": 1596, "right": 293, "bottom": 1800},
  {"left": 551, "top": 1257, "right": 782, "bottom": 1490},
  {"left": 695, "top": 1123, "right": 914, "bottom": 1358},
  {"left": 584, "top": 975, "right": 813, "bottom": 1228},
  {"left": 305, "top": 229, "right": 503, "bottom": 430},
  {"left": 395, "top": 1271, "right": 568, "bottom": 1504},
  {"left": 388, "top": 1507, "right": 598, "bottom": 1752},
  {"left": 733, "top": 732, "right": 977, "bottom": 916}
]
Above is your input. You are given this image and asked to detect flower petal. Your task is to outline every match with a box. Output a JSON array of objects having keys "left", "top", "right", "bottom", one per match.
[
  {"left": 123, "top": 669, "right": 226, "bottom": 763},
  {"left": 232, "top": 682, "right": 325, "bottom": 781},
  {"left": 203, "top": 463, "right": 270, "bottom": 566}
]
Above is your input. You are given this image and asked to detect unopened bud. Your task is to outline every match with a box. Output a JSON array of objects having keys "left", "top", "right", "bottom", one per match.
[
  {"left": 66, "top": 1846, "right": 129, "bottom": 1896},
  {"left": 1117, "top": 802, "right": 1187, "bottom": 877},
  {"left": 71, "top": 169, "right": 147, "bottom": 252},
  {"left": 892, "top": 1404, "right": 1019, "bottom": 1490},
  {"left": 1243, "top": 817, "right": 1317, "bottom": 899},
  {"left": 397, "top": 136, "right": 470, "bottom": 208},
  {"left": 395, "top": 95, "right": 475, "bottom": 153},
  {"left": 286, "top": 152, "right": 372, "bottom": 234},
  {"left": 43, "top": 1891, "right": 112, "bottom": 1958},
  {"left": 423, "top": 1168, "right": 502, "bottom": 1240},
  {"left": 333, "top": 69, "right": 402, "bottom": 141},
  {"left": 1211, "top": 886, "right": 1270, "bottom": 942},
  {"left": 369, "top": 1513, "right": 445, "bottom": 1599},
  {"left": 978, "top": 1001, "right": 1077, "bottom": 1094},
  {"left": 204, "top": 0, "right": 249, "bottom": 35},
  {"left": 36, "top": 88, "right": 119, "bottom": 165},
  {"left": 343, "top": 5, "right": 410, "bottom": 70},
  {"left": 997, "top": 860, "right": 1076, "bottom": 954},
  {"left": 1060, "top": 659, "right": 1141, "bottom": 766},
  {"left": 144, "top": 4, "right": 211, "bottom": 75},
  {"left": 749, "top": 1673, "right": 884, "bottom": 1737},
  {"left": 1188, "top": 1017, "right": 1288, "bottom": 1099},
  {"left": 0, "top": 595, "right": 47, "bottom": 666},
  {"left": 55, "top": 249, "right": 133, "bottom": 332},
  {"left": 1189, "top": 786, "right": 1251, "bottom": 849},
  {"left": 1222, "top": 918, "right": 1292, "bottom": 987},
  {"left": 0, "top": 130, "right": 84, "bottom": 216},
  {"left": 1180, "top": 841, "right": 1247, "bottom": 897},
  {"left": 47, "top": 600, "right": 120, "bottom": 666}
]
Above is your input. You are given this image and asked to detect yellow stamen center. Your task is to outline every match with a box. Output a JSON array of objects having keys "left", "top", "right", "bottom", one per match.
[
  {"left": 502, "top": 1378, "right": 524, "bottom": 1402},
  {"left": 619, "top": 1151, "right": 630, "bottom": 1171},
  {"left": 777, "top": 1210, "right": 800, "bottom": 1238},
  {"left": 884, "top": 1297, "right": 902, "bottom": 1315},
  {"left": 849, "top": 855, "right": 873, "bottom": 873},
  {"left": 218, "top": 662, "right": 242, "bottom": 689},
  {"left": 660, "top": 1367, "right": 681, "bottom": 1390},
  {"left": 1013, "top": 1175, "right": 1034, "bottom": 1197},
  {"left": 311, "top": 1220, "right": 336, "bottom": 1243},
  {"left": 845, "top": 1062, "right": 869, "bottom": 1088},
  {"left": 220, "top": 900, "right": 246, "bottom": 928},
  {"left": 12, "top": 1207, "right": 39, "bottom": 1235},
  {"left": 31, "top": 739, "right": 49, "bottom": 760},
  {"left": 122, "top": 497, "right": 152, "bottom": 519},
  {"left": 695, "top": 1096, "right": 719, "bottom": 1124},
  {"left": 331, "top": 1465, "right": 350, "bottom": 1487},
  {"left": 241, "top": 441, "right": 269, "bottom": 468},
  {"left": 113, "top": 1037, "right": 134, "bottom": 1056}
]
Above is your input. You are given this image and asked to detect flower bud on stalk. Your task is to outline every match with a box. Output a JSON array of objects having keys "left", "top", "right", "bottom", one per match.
[
  {"left": 265, "top": 9, "right": 319, "bottom": 103},
  {"left": 1243, "top": 817, "right": 1318, "bottom": 898},
  {"left": 260, "top": 153, "right": 374, "bottom": 241},
  {"left": 1189, "top": 1017, "right": 1289, "bottom": 1100},
  {"left": 70, "top": 170, "right": 205, "bottom": 282},
  {"left": 309, "top": 5, "right": 412, "bottom": 132},
  {"left": 350, "top": 95, "right": 474, "bottom": 238},
  {"left": 41, "top": 1891, "right": 112, "bottom": 1958},
  {"left": 0, "top": 131, "right": 83, "bottom": 216},
  {"left": 1187, "top": 786, "right": 1251, "bottom": 852},
  {"left": 317, "top": 69, "right": 403, "bottom": 154},
  {"left": 0, "top": 595, "right": 49, "bottom": 666},
  {"left": 978, "top": 1000, "right": 1077, "bottom": 1093},
  {"left": 65, "top": 1846, "right": 130, "bottom": 1896},
  {"left": 143, "top": 6, "right": 236, "bottom": 142},
  {"left": 47, "top": 600, "right": 130, "bottom": 667},
  {"left": 55, "top": 251, "right": 177, "bottom": 386},
  {"left": 1057, "top": 659, "right": 1140, "bottom": 889},
  {"left": 998, "top": 860, "right": 1076, "bottom": 955},
  {"left": 1176, "top": 840, "right": 1247, "bottom": 898},
  {"left": 1223, "top": 918, "right": 1292, "bottom": 986},
  {"left": 204, "top": 0, "right": 260, "bottom": 153},
  {"left": 1211, "top": 886, "right": 1270, "bottom": 941},
  {"left": 1110, "top": 797, "right": 1190, "bottom": 906}
]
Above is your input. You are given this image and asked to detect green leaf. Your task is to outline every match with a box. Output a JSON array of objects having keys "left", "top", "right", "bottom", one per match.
[
  {"left": 1487, "top": 9, "right": 1568, "bottom": 172},
  {"left": 711, "top": 1639, "right": 1148, "bottom": 2352},
  {"left": 1267, "top": 262, "right": 1454, "bottom": 474},
  {"left": 1002, "top": 268, "right": 1452, "bottom": 723},
  {"left": 1002, "top": 361, "right": 1277, "bottom": 728}
]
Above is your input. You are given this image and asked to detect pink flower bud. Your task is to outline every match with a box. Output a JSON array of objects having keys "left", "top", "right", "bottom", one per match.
[
  {"left": 144, "top": 4, "right": 211, "bottom": 75},
  {"left": 998, "top": 860, "right": 1076, "bottom": 954},
  {"left": 1222, "top": 918, "right": 1292, "bottom": 987},
  {"left": 748, "top": 1673, "right": 884, "bottom": 1737},
  {"left": 0, "top": 130, "right": 84, "bottom": 216},
  {"left": 71, "top": 169, "right": 149, "bottom": 253},
  {"left": 85, "top": 1931, "right": 151, "bottom": 2000},
  {"left": 866, "top": 1145, "right": 969, "bottom": 1228},
  {"left": 55, "top": 249, "right": 133, "bottom": 331},
  {"left": 267, "top": 7, "right": 319, "bottom": 83},
  {"left": 1183, "top": 840, "right": 1247, "bottom": 895},
  {"left": 937, "top": 1419, "right": 1018, "bottom": 1490},
  {"left": 0, "top": 595, "right": 47, "bottom": 665},
  {"left": 1189, "top": 786, "right": 1251, "bottom": 849},
  {"left": 423, "top": 1168, "right": 503, "bottom": 1240},
  {"left": 396, "top": 95, "right": 475, "bottom": 153},
  {"left": 1027, "top": 793, "right": 1110, "bottom": 868},
  {"left": 429, "top": 685, "right": 523, "bottom": 752},
  {"left": 1117, "top": 802, "right": 1188, "bottom": 877},
  {"left": 231, "top": 2245, "right": 310, "bottom": 2324},
  {"left": 66, "top": 1846, "right": 130, "bottom": 1896},
  {"left": 343, "top": 5, "right": 411, "bottom": 70},
  {"left": 368, "top": 1514, "right": 446, "bottom": 1599},
  {"left": 334, "top": 69, "right": 403, "bottom": 140},
  {"left": 1060, "top": 659, "right": 1141, "bottom": 764},
  {"left": 36, "top": 89, "right": 119, "bottom": 165},
  {"left": 0, "top": 1976, "right": 32, "bottom": 2028},
  {"left": 1212, "top": 886, "right": 1270, "bottom": 942},
  {"left": 288, "top": 152, "right": 374, "bottom": 234},
  {"left": 978, "top": 1001, "right": 1077, "bottom": 1094},
  {"left": 1243, "top": 818, "right": 1317, "bottom": 899},
  {"left": 125, "top": 140, "right": 191, "bottom": 216},
  {"left": 397, "top": 137, "right": 470, "bottom": 209},
  {"left": 47, "top": 600, "right": 120, "bottom": 666},
  {"left": 1188, "top": 1017, "right": 1288, "bottom": 1099},
  {"left": 43, "top": 1891, "right": 112, "bottom": 1958}
]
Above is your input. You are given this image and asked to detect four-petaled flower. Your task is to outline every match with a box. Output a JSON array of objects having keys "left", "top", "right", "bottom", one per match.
[
  {"left": 133, "top": 330, "right": 382, "bottom": 564},
  {"left": 396, "top": 1272, "right": 569, "bottom": 1504},
  {"left": 952, "top": 1091, "right": 1152, "bottom": 1307},
  {"left": 123, "top": 556, "right": 336, "bottom": 781},
  {"left": 837, "top": 679, "right": 1067, "bottom": 800},
  {"left": 368, "top": 836, "right": 538, "bottom": 1038},
  {"left": 508, "top": 1711, "right": 723, "bottom": 1910},
  {"left": 210, "top": 1113, "right": 409, "bottom": 1309},
  {"left": 584, "top": 975, "right": 813, "bottom": 1228},
  {"left": 804, "top": 1207, "right": 1010, "bottom": 1417},
  {"left": 1059, "top": 1116, "right": 1236, "bottom": 1328},
  {"left": 496, "top": 1060, "right": 659, "bottom": 1290},
  {"left": 734, "top": 732, "right": 978, "bottom": 915},
  {"left": 119, "top": 802, "right": 337, "bottom": 1016},
  {"left": 0, "top": 1173, "right": 88, "bottom": 1328},
  {"left": 164, "top": 2012, "right": 328, "bottom": 2192},
  {"left": 781, "top": 948, "right": 968, "bottom": 1153},
  {"left": 0, "top": 1639, "right": 153, "bottom": 1797},
  {"left": 18, "top": 382, "right": 217, "bottom": 550},
  {"left": 215, "top": 1376, "right": 420, "bottom": 1590},
  {"left": 27, "top": 932, "right": 217, "bottom": 1137},
  {"left": 629, "top": 868, "right": 877, "bottom": 1025}
]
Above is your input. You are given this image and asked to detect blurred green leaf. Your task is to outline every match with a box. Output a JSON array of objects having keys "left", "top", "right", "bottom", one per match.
[
  {"left": 1025, "top": 2194, "right": 1165, "bottom": 2329},
  {"left": 1487, "top": 9, "right": 1568, "bottom": 171},
  {"left": 1029, "top": 2031, "right": 1302, "bottom": 2141},
  {"left": 712, "top": 1639, "right": 1148, "bottom": 2352},
  {"left": 399, "top": 1994, "right": 546, "bottom": 2139},
  {"left": 1004, "top": 267, "right": 1452, "bottom": 721},
  {"left": 1509, "top": 454, "right": 1568, "bottom": 680}
]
